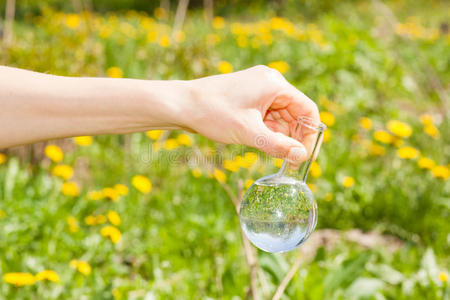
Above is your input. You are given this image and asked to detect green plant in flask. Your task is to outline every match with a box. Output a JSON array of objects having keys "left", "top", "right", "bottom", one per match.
[{"left": 239, "top": 116, "right": 326, "bottom": 253}]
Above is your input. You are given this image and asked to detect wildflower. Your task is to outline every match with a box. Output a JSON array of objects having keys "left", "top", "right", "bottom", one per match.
[
  {"left": 176, "top": 134, "right": 191, "bottom": 146},
  {"left": 95, "top": 214, "right": 106, "bottom": 224},
  {"left": 214, "top": 168, "right": 226, "bottom": 183},
  {"left": 101, "top": 226, "right": 122, "bottom": 243},
  {"left": 387, "top": 120, "right": 412, "bottom": 138},
  {"left": 146, "top": 130, "right": 163, "bottom": 140},
  {"left": 114, "top": 184, "right": 129, "bottom": 196},
  {"left": 3, "top": 272, "right": 35, "bottom": 286},
  {"left": 69, "top": 259, "right": 78, "bottom": 269},
  {"left": 88, "top": 190, "right": 103, "bottom": 200},
  {"left": 319, "top": 112, "right": 335, "bottom": 127},
  {"left": 102, "top": 187, "right": 119, "bottom": 202},
  {"left": 397, "top": 146, "right": 419, "bottom": 159},
  {"left": 66, "top": 216, "right": 79, "bottom": 233},
  {"left": 84, "top": 215, "right": 97, "bottom": 226},
  {"left": 370, "top": 144, "right": 386, "bottom": 156},
  {"left": 154, "top": 7, "right": 166, "bottom": 20},
  {"left": 73, "top": 136, "right": 93, "bottom": 146},
  {"left": 212, "top": 16, "right": 225, "bottom": 29},
  {"left": 61, "top": 182, "right": 79, "bottom": 197},
  {"left": 35, "top": 270, "right": 59, "bottom": 283},
  {"left": 164, "top": 138, "right": 179, "bottom": 150},
  {"left": 274, "top": 158, "right": 283, "bottom": 168},
  {"left": 223, "top": 159, "right": 239, "bottom": 172},
  {"left": 0, "top": 153, "right": 6, "bottom": 165},
  {"left": 237, "top": 35, "right": 248, "bottom": 48},
  {"left": 45, "top": 145, "right": 64, "bottom": 162},
  {"left": 0, "top": 209, "right": 5, "bottom": 218},
  {"left": 52, "top": 165, "right": 73, "bottom": 180},
  {"left": 245, "top": 179, "right": 254, "bottom": 189},
  {"left": 218, "top": 61, "right": 233, "bottom": 73},
  {"left": 173, "top": 30, "right": 185, "bottom": 43},
  {"left": 107, "top": 210, "right": 121, "bottom": 226},
  {"left": 206, "top": 33, "right": 221, "bottom": 45},
  {"left": 106, "top": 67, "right": 123, "bottom": 78},
  {"left": 65, "top": 14, "right": 80, "bottom": 29},
  {"left": 431, "top": 166, "right": 449, "bottom": 180},
  {"left": 359, "top": 117, "right": 372, "bottom": 130},
  {"left": 373, "top": 130, "right": 393, "bottom": 144},
  {"left": 307, "top": 183, "right": 317, "bottom": 192},
  {"left": 418, "top": 157, "right": 435, "bottom": 169},
  {"left": 76, "top": 261, "right": 91, "bottom": 275},
  {"left": 268, "top": 61, "right": 290, "bottom": 74},
  {"left": 132, "top": 175, "right": 152, "bottom": 194},
  {"left": 424, "top": 123, "right": 439, "bottom": 138},
  {"left": 342, "top": 176, "right": 355, "bottom": 188},
  {"left": 309, "top": 161, "right": 321, "bottom": 178},
  {"left": 191, "top": 168, "right": 202, "bottom": 178},
  {"left": 322, "top": 130, "right": 331, "bottom": 142},
  {"left": 439, "top": 271, "right": 448, "bottom": 282},
  {"left": 241, "top": 152, "right": 258, "bottom": 169},
  {"left": 419, "top": 114, "right": 433, "bottom": 125},
  {"left": 158, "top": 35, "right": 171, "bottom": 47}
]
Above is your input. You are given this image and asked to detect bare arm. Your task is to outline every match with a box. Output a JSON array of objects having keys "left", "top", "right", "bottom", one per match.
[{"left": 0, "top": 65, "right": 319, "bottom": 166}]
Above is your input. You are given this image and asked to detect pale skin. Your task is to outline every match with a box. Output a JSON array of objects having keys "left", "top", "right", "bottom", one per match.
[{"left": 0, "top": 65, "right": 320, "bottom": 167}]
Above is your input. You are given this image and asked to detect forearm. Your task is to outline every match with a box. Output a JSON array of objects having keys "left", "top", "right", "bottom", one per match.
[{"left": 0, "top": 66, "right": 191, "bottom": 148}]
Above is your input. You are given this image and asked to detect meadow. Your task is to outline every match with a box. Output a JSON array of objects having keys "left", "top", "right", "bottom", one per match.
[{"left": 0, "top": 1, "right": 449, "bottom": 299}]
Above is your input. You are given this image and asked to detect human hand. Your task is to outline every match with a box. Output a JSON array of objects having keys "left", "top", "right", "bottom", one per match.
[{"left": 183, "top": 65, "right": 320, "bottom": 167}]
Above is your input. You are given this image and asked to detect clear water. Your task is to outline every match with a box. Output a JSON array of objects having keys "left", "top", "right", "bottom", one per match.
[{"left": 239, "top": 176, "right": 317, "bottom": 253}]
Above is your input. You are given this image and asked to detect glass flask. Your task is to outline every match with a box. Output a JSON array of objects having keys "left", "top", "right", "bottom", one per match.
[{"left": 239, "top": 116, "right": 326, "bottom": 253}]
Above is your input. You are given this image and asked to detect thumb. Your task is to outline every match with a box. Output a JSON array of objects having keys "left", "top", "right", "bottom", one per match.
[{"left": 249, "top": 121, "right": 308, "bottom": 166}]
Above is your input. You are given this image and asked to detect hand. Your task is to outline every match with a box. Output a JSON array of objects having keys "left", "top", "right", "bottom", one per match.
[{"left": 184, "top": 65, "right": 320, "bottom": 167}]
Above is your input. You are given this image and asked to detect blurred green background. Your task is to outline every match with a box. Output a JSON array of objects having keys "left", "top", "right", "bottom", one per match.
[{"left": 0, "top": 0, "right": 449, "bottom": 299}]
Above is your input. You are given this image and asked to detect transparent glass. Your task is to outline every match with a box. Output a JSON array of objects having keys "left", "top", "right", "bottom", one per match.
[{"left": 239, "top": 116, "right": 326, "bottom": 253}]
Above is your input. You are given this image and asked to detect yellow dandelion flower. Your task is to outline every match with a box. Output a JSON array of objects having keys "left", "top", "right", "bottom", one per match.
[
  {"left": 342, "top": 176, "right": 355, "bottom": 188},
  {"left": 52, "top": 165, "right": 73, "bottom": 180},
  {"left": 212, "top": 16, "right": 225, "bottom": 29},
  {"left": 418, "top": 157, "right": 435, "bottom": 169},
  {"left": 241, "top": 152, "right": 258, "bottom": 169},
  {"left": 268, "top": 61, "right": 290, "bottom": 74},
  {"left": 387, "top": 120, "right": 412, "bottom": 138},
  {"left": 146, "top": 130, "right": 163, "bottom": 140},
  {"left": 3, "top": 272, "right": 35, "bottom": 286},
  {"left": 307, "top": 183, "right": 317, "bottom": 192},
  {"left": 0, "top": 153, "right": 6, "bottom": 165},
  {"left": 439, "top": 271, "right": 448, "bottom": 282},
  {"left": 35, "top": 270, "right": 59, "bottom": 283},
  {"left": 107, "top": 210, "right": 121, "bottom": 226},
  {"left": 424, "top": 123, "right": 439, "bottom": 138},
  {"left": 192, "top": 168, "right": 202, "bottom": 178},
  {"left": 214, "top": 168, "right": 226, "bottom": 183},
  {"left": 419, "top": 114, "right": 433, "bottom": 125},
  {"left": 322, "top": 130, "right": 331, "bottom": 142},
  {"left": 102, "top": 187, "right": 119, "bottom": 202},
  {"left": 84, "top": 215, "right": 96, "bottom": 226},
  {"left": 397, "top": 146, "right": 419, "bottom": 159},
  {"left": 66, "top": 216, "right": 79, "bottom": 233},
  {"left": 319, "top": 111, "right": 335, "bottom": 127},
  {"left": 223, "top": 159, "right": 239, "bottom": 172},
  {"left": 245, "top": 179, "right": 254, "bottom": 189},
  {"left": 113, "top": 288, "right": 121, "bottom": 299},
  {"left": 61, "top": 182, "right": 79, "bottom": 197},
  {"left": 106, "top": 66, "right": 123, "bottom": 78},
  {"left": 309, "top": 161, "right": 322, "bottom": 178},
  {"left": 237, "top": 35, "right": 248, "bottom": 48},
  {"left": 370, "top": 144, "right": 386, "bottom": 156},
  {"left": 218, "top": 61, "right": 233, "bottom": 74},
  {"left": 45, "top": 145, "right": 64, "bottom": 162},
  {"left": 132, "top": 175, "right": 152, "bottom": 194},
  {"left": 114, "top": 184, "right": 129, "bottom": 196},
  {"left": 73, "top": 136, "right": 93, "bottom": 146},
  {"left": 0, "top": 209, "right": 6, "bottom": 219},
  {"left": 65, "top": 14, "right": 80, "bottom": 29},
  {"left": 101, "top": 225, "right": 122, "bottom": 243},
  {"left": 176, "top": 134, "right": 191, "bottom": 146},
  {"left": 359, "top": 117, "right": 372, "bottom": 130},
  {"left": 431, "top": 165, "right": 449, "bottom": 180},
  {"left": 95, "top": 214, "right": 106, "bottom": 224},
  {"left": 76, "top": 261, "right": 91, "bottom": 275},
  {"left": 88, "top": 190, "right": 103, "bottom": 200},
  {"left": 69, "top": 259, "right": 78, "bottom": 269},
  {"left": 274, "top": 158, "right": 283, "bottom": 168},
  {"left": 373, "top": 130, "right": 393, "bottom": 144},
  {"left": 158, "top": 35, "right": 171, "bottom": 47},
  {"left": 164, "top": 138, "right": 179, "bottom": 150},
  {"left": 154, "top": 7, "right": 166, "bottom": 20}
]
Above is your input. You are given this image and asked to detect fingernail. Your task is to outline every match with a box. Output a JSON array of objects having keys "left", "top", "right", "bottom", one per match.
[{"left": 287, "top": 147, "right": 306, "bottom": 163}]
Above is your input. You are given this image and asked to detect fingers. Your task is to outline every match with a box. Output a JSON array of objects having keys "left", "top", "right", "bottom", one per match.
[{"left": 249, "top": 119, "right": 308, "bottom": 167}]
